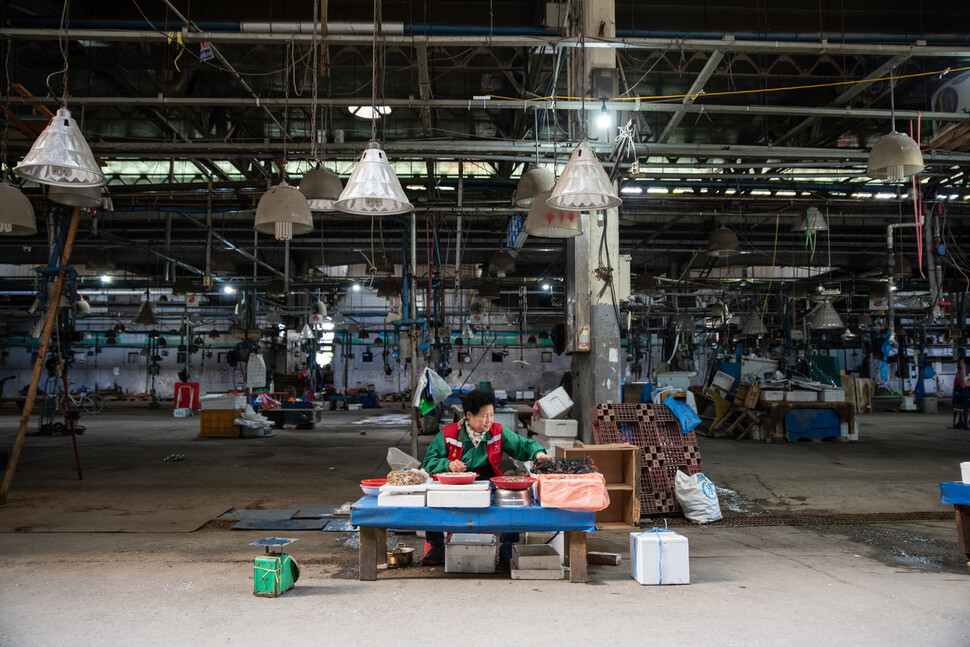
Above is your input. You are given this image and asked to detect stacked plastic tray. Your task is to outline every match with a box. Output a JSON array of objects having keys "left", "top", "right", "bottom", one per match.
[{"left": 592, "top": 403, "right": 704, "bottom": 516}]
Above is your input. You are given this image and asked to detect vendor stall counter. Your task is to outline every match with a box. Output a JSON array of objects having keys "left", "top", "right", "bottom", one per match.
[
  {"left": 940, "top": 481, "right": 970, "bottom": 572},
  {"left": 351, "top": 496, "right": 597, "bottom": 582}
]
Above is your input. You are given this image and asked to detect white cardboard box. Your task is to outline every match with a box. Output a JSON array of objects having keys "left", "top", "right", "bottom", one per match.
[
  {"left": 819, "top": 389, "right": 845, "bottom": 402},
  {"left": 533, "top": 418, "right": 578, "bottom": 438},
  {"left": 377, "top": 491, "right": 426, "bottom": 507},
  {"left": 426, "top": 482, "right": 491, "bottom": 508},
  {"left": 445, "top": 534, "right": 496, "bottom": 573},
  {"left": 537, "top": 387, "right": 573, "bottom": 419},
  {"left": 630, "top": 529, "right": 689, "bottom": 585},
  {"left": 786, "top": 391, "right": 818, "bottom": 402}
]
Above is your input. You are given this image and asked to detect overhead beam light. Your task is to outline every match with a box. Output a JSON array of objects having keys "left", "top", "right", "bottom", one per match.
[
  {"left": 348, "top": 106, "right": 392, "bottom": 119},
  {"left": 595, "top": 99, "right": 611, "bottom": 129},
  {"left": 620, "top": 185, "right": 643, "bottom": 194}
]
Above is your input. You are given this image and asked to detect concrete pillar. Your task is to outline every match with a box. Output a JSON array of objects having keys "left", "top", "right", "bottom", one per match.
[{"left": 567, "top": 208, "right": 622, "bottom": 443}]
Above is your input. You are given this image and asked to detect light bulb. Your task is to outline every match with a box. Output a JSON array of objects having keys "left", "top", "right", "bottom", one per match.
[
  {"left": 596, "top": 106, "right": 611, "bottom": 130},
  {"left": 352, "top": 283, "right": 361, "bottom": 292},
  {"left": 100, "top": 275, "right": 112, "bottom": 284},
  {"left": 542, "top": 283, "right": 551, "bottom": 291},
  {"left": 223, "top": 285, "right": 236, "bottom": 294}
]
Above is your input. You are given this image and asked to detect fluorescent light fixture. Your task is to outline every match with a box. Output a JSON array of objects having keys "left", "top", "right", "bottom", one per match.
[
  {"left": 646, "top": 187, "right": 668, "bottom": 194},
  {"left": 725, "top": 189, "right": 736, "bottom": 195},
  {"left": 875, "top": 193, "right": 896, "bottom": 199},
  {"left": 405, "top": 185, "right": 426, "bottom": 191},
  {"left": 776, "top": 190, "right": 797, "bottom": 196},
  {"left": 751, "top": 190, "right": 771, "bottom": 196},
  {"left": 673, "top": 188, "right": 694, "bottom": 194},
  {"left": 620, "top": 185, "right": 643, "bottom": 194},
  {"left": 348, "top": 106, "right": 392, "bottom": 119}
]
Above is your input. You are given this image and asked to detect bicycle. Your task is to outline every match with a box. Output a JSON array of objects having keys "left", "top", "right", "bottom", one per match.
[{"left": 57, "top": 385, "right": 105, "bottom": 415}]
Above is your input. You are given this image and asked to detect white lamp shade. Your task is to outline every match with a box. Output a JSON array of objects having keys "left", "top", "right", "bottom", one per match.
[
  {"left": 742, "top": 314, "right": 764, "bottom": 336},
  {"left": 299, "top": 165, "right": 343, "bottom": 211},
  {"left": 254, "top": 182, "right": 313, "bottom": 240},
  {"left": 48, "top": 183, "right": 103, "bottom": 208},
  {"left": 514, "top": 167, "right": 555, "bottom": 208},
  {"left": 488, "top": 250, "right": 516, "bottom": 277},
  {"left": 333, "top": 142, "right": 414, "bottom": 215},
  {"left": 546, "top": 140, "right": 622, "bottom": 211},
  {"left": 524, "top": 191, "right": 582, "bottom": 238},
  {"left": 810, "top": 299, "right": 844, "bottom": 330},
  {"left": 75, "top": 299, "right": 91, "bottom": 315},
  {"left": 707, "top": 227, "right": 740, "bottom": 257},
  {"left": 866, "top": 131, "right": 924, "bottom": 182},
  {"left": 15, "top": 108, "right": 105, "bottom": 187},
  {"left": 0, "top": 183, "right": 37, "bottom": 236},
  {"left": 795, "top": 207, "right": 828, "bottom": 232}
]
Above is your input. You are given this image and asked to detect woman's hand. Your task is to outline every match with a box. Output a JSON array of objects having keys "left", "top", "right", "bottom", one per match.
[
  {"left": 448, "top": 460, "right": 467, "bottom": 472},
  {"left": 535, "top": 453, "right": 550, "bottom": 460}
]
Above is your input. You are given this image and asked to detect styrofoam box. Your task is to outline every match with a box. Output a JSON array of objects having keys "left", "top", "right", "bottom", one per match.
[
  {"left": 840, "top": 420, "right": 859, "bottom": 442},
  {"left": 199, "top": 394, "right": 245, "bottom": 410},
  {"left": 760, "top": 390, "right": 785, "bottom": 402},
  {"left": 785, "top": 391, "right": 818, "bottom": 402},
  {"left": 522, "top": 391, "right": 535, "bottom": 400},
  {"left": 513, "top": 544, "right": 561, "bottom": 570},
  {"left": 961, "top": 462, "right": 970, "bottom": 484},
  {"left": 533, "top": 418, "right": 578, "bottom": 438},
  {"left": 427, "top": 482, "right": 491, "bottom": 508},
  {"left": 445, "top": 534, "right": 496, "bottom": 573},
  {"left": 711, "top": 370, "right": 735, "bottom": 393},
  {"left": 534, "top": 433, "right": 576, "bottom": 452},
  {"left": 524, "top": 532, "right": 564, "bottom": 564},
  {"left": 630, "top": 530, "right": 689, "bottom": 585},
  {"left": 537, "top": 387, "right": 573, "bottom": 420},
  {"left": 377, "top": 491, "right": 426, "bottom": 507},
  {"left": 494, "top": 390, "right": 508, "bottom": 400},
  {"left": 819, "top": 389, "right": 845, "bottom": 403}
]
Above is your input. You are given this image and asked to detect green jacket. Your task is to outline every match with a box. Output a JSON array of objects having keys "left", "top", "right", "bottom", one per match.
[{"left": 422, "top": 422, "right": 545, "bottom": 478}]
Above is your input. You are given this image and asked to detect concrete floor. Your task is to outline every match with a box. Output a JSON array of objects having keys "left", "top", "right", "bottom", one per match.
[{"left": 0, "top": 405, "right": 968, "bottom": 646}]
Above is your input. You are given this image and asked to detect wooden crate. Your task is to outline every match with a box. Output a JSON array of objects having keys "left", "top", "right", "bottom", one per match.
[
  {"left": 199, "top": 409, "right": 242, "bottom": 437},
  {"left": 555, "top": 444, "right": 640, "bottom": 529},
  {"left": 733, "top": 384, "right": 761, "bottom": 409}
]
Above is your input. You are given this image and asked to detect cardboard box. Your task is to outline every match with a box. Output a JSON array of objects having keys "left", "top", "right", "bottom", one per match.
[
  {"left": 445, "top": 533, "right": 496, "bottom": 573},
  {"left": 533, "top": 418, "right": 578, "bottom": 438},
  {"left": 630, "top": 529, "right": 689, "bottom": 585},
  {"left": 786, "top": 390, "right": 818, "bottom": 402},
  {"left": 537, "top": 387, "right": 573, "bottom": 419}
]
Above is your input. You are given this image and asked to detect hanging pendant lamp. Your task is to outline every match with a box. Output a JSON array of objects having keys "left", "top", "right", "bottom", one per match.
[
  {"left": 857, "top": 313, "right": 873, "bottom": 329},
  {"left": 892, "top": 253, "right": 912, "bottom": 278},
  {"left": 514, "top": 167, "right": 555, "bottom": 208},
  {"left": 333, "top": 142, "right": 413, "bottom": 215},
  {"left": 810, "top": 299, "right": 844, "bottom": 330},
  {"left": 707, "top": 227, "right": 740, "bottom": 257},
  {"left": 524, "top": 190, "right": 582, "bottom": 238},
  {"left": 133, "top": 290, "right": 158, "bottom": 326},
  {"left": 210, "top": 251, "right": 236, "bottom": 275},
  {"left": 742, "top": 314, "right": 765, "bottom": 337},
  {"left": 795, "top": 207, "right": 829, "bottom": 232},
  {"left": 0, "top": 182, "right": 37, "bottom": 236},
  {"left": 48, "top": 184, "right": 102, "bottom": 208},
  {"left": 254, "top": 181, "right": 313, "bottom": 241},
  {"left": 15, "top": 108, "right": 105, "bottom": 187},
  {"left": 488, "top": 250, "right": 516, "bottom": 278},
  {"left": 75, "top": 299, "right": 91, "bottom": 315},
  {"left": 299, "top": 165, "right": 343, "bottom": 212},
  {"left": 546, "top": 140, "right": 622, "bottom": 211},
  {"left": 867, "top": 131, "right": 924, "bottom": 182}
]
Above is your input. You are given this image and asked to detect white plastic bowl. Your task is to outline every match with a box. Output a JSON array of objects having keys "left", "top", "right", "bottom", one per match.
[{"left": 361, "top": 484, "right": 382, "bottom": 497}]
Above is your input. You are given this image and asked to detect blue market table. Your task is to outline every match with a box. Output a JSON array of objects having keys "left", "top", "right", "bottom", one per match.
[
  {"left": 940, "top": 482, "right": 970, "bottom": 572},
  {"left": 350, "top": 496, "right": 597, "bottom": 582}
]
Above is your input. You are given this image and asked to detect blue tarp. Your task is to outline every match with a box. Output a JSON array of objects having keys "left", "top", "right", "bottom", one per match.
[
  {"left": 662, "top": 396, "right": 702, "bottom": 434},
  {"left": 350, "top": 496, "right": 596, "bottom": 533},
  {"left": 940, "top": 481, "right": 970, "bottom": 505}
]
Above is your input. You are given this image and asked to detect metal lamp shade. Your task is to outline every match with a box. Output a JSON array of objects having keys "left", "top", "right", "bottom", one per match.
[
  {"left": 488, "top": 250, "right": 516, "bottom": 277},
  {"left": 524, "top": 191, "right": 581, "bottom": 238},
  {"left": 742, "top": 314, "right": 765, "bottom": 336},
  {"left": 48, "top": 184, "right": 102, "bottom": 208},
  {"left": 266, "top": 279, "right": 287, "bottom": 298},
  {"left": 133, "top": 301, "right": 158, "bottom": 326},
  {"left": 299, "top": 165, "right": 343, "bottom": 212},
  {"left": 867, "top": 131, "right": 924, "bottom": 182},
  {"left": 546, "top": 140, "right": 622, "bottom": 211},
  {"left": 15, "top": 108, "right": 105, "bottom": 187},
  {"left": 478, "top": 280, "right": 501, "bottom": 298},
  {"left": 707, "top": 227, "right": 739, "bottom": 257},
  {"left": 333, "top": 142, "right": 414, "bottom": 215},
  {"left": 795, "top": 207, "right": 828, "bottom": 232},
  {"left": 678, "top": 314, "right": 697, "bottom": 332},
  {"left": 371, "top": 252, "right": 395, "bottom": 274},
  {"left": 172, "top": 277, "right": 196, "bottom": 296},
  {"left": 311, "top": 300, "right": 328, "bottom": 316},
  {"left": 0, "top": 183, "right": 37, "bottom": 236},
  {"left": 514, "top": 167, "right": 555, "bottom": 208},
  {"left": 810, "top": 299, "right": 844, "bottom": 330},
  {"left": 709, "top": 303, "right": 728, "bottom": 317},
  {"left": 377, "top": 276, "right": 400, "bottom": 298},
  {"left": 210, "top": 251, "right": 236, "bottom": 274},
  {"left": 75, "top": 299, "right": 91, "bottom": 315},
  {"left": 254, "top": 182, "right": 313, "bottom": 240}
]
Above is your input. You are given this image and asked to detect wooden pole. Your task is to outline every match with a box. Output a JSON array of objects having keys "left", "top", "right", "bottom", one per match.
[{"left": 0, "top": 207, "right": 81, "bottom": 504}]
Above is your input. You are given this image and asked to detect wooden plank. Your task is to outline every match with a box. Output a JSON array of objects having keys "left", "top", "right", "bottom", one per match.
[
  {"left": 358, "top": 526, "right": 379, "bottom": 581},
  {"left": 0, "top": 208, "right": 80, "bottom": 505},
  {"left": 955, "top": 504, "right": 970, "bottom": 561},
  {"left": 566, "top": 531, "right": 587, "bottom": 583}
]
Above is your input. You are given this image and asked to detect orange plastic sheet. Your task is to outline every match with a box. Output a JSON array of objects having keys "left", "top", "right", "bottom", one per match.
[{"left": 536, "top": 473, "right": 610, "bottom": 513}]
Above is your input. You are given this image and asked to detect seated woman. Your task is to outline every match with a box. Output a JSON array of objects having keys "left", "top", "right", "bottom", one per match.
[{"left": 420, "top": 389, "right": 549, "bottom": 566}]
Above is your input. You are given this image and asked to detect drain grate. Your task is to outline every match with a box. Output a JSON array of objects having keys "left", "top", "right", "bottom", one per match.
[{"left": 648, "top": 511, "right": 954, "bottom": 527}]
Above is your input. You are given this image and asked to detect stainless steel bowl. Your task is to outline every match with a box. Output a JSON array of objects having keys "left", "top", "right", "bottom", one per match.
[{"left": 492, "top": 487, "right": 533, "bottom": 507}]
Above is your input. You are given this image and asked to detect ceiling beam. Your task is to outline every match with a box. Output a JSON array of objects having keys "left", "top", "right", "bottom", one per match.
[{"left": 656, "top": 50, "right": 724, "bottom": 144}]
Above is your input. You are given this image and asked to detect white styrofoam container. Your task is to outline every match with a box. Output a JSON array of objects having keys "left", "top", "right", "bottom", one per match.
[
  {"left": 524, "top": 532, "right": 565, "bottom": 564},
  {"left": 533, "top": 418, "right": 578, "bottom": 438},
  {"left": 537, "top": 387, "right": 573, "bottom": 420},
  {"left": 961, "top": 462, "right": 970, "bottom": 484},
  {"left": 630, "top": 530, "right": 689, "bottom": 585},
  {"left": 494, "top": 390, "right": 508, "bottom": 400},
  {"left": 785, "top": 391, "right": 818, "bottom": 402},
  {"left": 199, "top": 394, "right": 246, "bottom": 410},
  {"left": 656, "top": 371, "right": 697, "bottom": 391},
  {"left": 711, "top": 370, "right": 735, "bottom": 393},
  {"left": 522, "top": 391, "right": 535, "bottom": 400},
  {"left": 377, "top": 491, "right": 426, "bottom": 507},
  {"left": 427, "top": 482, "right": 491, "bottom": 508},
  {"left": 534, "top": 433, "right": 576, "bottom": 452},
  {"left": 840, "top": 420, "right": 860, "bottom": 442},
  {"left": 445, "top": 534, "right": 496, "bottom": 573},
  {"left": 901, "top": 395, "right": 918, "bottom": 411},
  {"left": 760, "top": 390, "right": 785, "bottom": 402},
  {"left": 820, "top": 389, "right": 845, "bottom": 403},
  {"left": 512, "top": 544, "right": 561, "bottom": 570}
]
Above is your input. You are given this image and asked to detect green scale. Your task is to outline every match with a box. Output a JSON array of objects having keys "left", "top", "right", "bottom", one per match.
[{"left": 251, "top": 537, "right": 300, "bottom": 598}]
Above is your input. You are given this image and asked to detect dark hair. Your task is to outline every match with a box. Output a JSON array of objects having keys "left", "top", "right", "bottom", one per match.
[{"left": 462, "top": 389, "right": 496, "bottom": 415}]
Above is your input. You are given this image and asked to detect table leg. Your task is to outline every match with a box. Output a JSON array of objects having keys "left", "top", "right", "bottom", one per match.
[
  {"left": 359, "top": 527, "right": 386, "bottom": 581},
  {"left": 955, "top": 505, "right": 970, "bottom": 571},
  {"left": 566, "top": 531, "right": 587, "bottom": 583}
]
